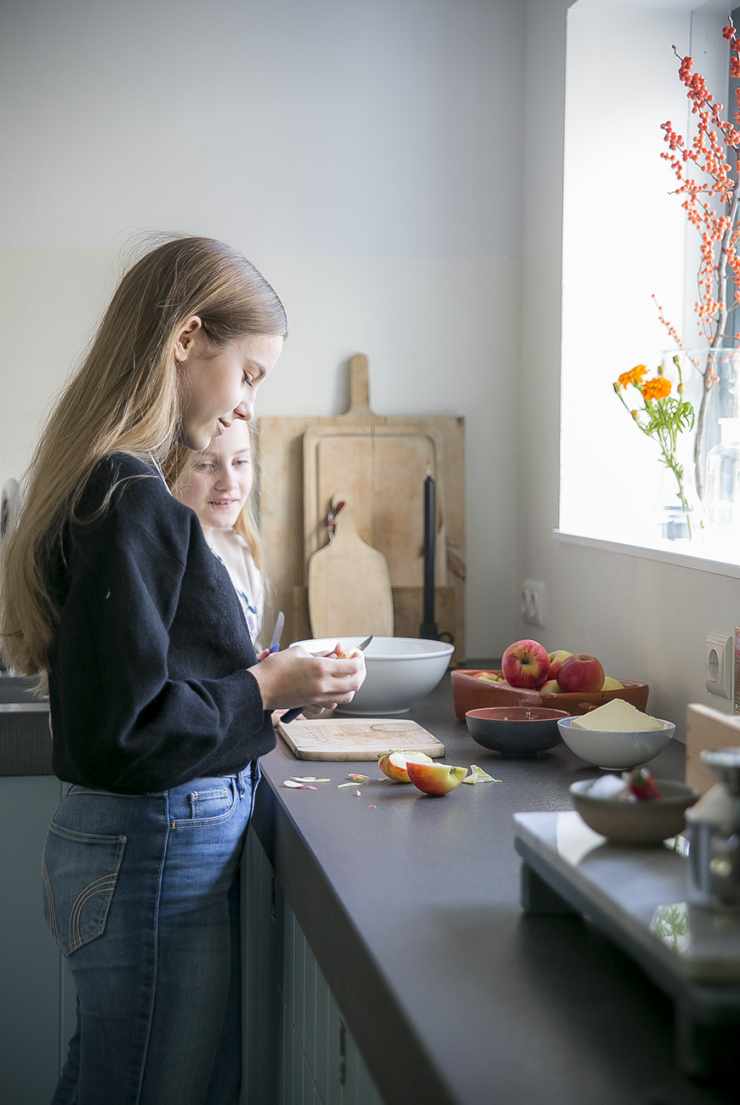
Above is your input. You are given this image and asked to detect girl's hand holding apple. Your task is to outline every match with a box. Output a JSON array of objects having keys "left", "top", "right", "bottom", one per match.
[{"left": 250, "top": 644, "right": 366, "bottom": 712}]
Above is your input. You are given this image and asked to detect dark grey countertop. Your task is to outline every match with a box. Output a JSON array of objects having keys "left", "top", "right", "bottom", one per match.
[{"left": 251, "top": 671, "right": 738, "bottom": 1105}]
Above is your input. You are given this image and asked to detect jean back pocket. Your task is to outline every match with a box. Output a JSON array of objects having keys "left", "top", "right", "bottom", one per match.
[{"left": 42, "top": 821, "right": 126, "bottom": 956}]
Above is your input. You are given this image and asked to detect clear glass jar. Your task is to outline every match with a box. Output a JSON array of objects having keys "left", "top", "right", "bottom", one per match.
[{"left": 704, "top": 418, "right": 740, "bottom": 543}]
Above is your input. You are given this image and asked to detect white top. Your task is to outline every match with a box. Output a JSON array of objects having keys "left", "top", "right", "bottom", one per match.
[{"left": 209, "top": 529, "right": 265, "bottom": 650}]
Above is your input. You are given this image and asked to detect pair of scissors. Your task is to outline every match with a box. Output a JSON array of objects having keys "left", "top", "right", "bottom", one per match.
[{"left": 282, "top": 635, "right": 373, "bottom": 725}]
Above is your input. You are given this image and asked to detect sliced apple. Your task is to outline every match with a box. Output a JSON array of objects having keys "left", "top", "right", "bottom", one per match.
[
  {"left": 406, "top": 761, "right": 467, "bottom": 796},
  {"left": 378, "top": 750, "right": 434, "bottom": 783},
  {"left": 600, "top": 675, "right": 623, "bottom": 691}
]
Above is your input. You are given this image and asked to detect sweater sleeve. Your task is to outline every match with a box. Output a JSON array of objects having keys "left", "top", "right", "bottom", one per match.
[{"left": 49, "top": 457, "right": 274, "bottom": 792}]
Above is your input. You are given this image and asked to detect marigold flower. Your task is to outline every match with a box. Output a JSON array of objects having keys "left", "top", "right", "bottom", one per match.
[
  {"left": 631, "top": 410, "right": 640, "bottom": 420},
  {"left": 617, "top": 364, "right": 649, "bottom": 388},
  {"left": 641, "top": 376, "right": 672, "bottom": 401}
]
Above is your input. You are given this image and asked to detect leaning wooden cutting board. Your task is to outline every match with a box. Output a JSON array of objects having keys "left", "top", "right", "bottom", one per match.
[
  {"left": 307, "top": 495, "right": 394, "bottom": 637},
  {"left": 257, "top": 353, "right": 466, "bottom": 658},
  {"left": 278, "top": 718, "right": 446, "bottom": 761}
]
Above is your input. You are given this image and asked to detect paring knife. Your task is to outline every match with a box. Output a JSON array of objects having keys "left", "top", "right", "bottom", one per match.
[
  {"left": 268, "top": 611, "right": 285, "bottom": 654},
  {"left": 281, "top": 635, "right": 373, "bottom": 725}
]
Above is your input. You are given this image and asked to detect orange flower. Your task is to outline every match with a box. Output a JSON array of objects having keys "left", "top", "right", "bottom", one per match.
[
  {"left": 641, "top": 376, "right": 672, "bottom": 401},
  {"left": 616, "top": 364, "right": 649, "bottom": 388}
]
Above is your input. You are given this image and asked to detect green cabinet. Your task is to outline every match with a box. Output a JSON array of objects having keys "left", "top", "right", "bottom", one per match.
[
  {"left": 0, "top": 776, "right": 76, "bottom": 1105},
  {"left": 242, "top": 829, "right": 384, "bottom": 1105}
]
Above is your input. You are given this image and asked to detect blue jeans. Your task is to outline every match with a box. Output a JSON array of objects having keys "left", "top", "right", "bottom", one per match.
[{"left": 41, "top": 763, "right": 260, "bottom": 1105}]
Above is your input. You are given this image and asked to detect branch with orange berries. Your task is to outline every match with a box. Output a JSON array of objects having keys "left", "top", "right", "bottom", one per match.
[{"left": 656, "top": 23, "right": 740, "bottom": 498}]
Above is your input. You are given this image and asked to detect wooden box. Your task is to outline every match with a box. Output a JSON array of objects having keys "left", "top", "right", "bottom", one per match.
[{"left": 685, "top": 702, "right": 740, "bottom": 794}]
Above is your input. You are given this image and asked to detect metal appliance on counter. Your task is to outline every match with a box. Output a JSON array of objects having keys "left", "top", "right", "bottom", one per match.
[{"left": 687, "top": 747, "right": 740, "bottom": 910}]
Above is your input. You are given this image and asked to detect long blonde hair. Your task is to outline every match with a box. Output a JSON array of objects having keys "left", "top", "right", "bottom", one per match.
[{"left": 0, "top": 236, "right": 286, "bottom": 676}]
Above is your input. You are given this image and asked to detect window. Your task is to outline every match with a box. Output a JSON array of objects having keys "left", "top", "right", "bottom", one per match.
[{"left": 561, "top": 1, "right": 740, "bottom": 566}]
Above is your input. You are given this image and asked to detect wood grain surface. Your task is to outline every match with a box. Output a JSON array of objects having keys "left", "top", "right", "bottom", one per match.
[
  {"left": 307, "top": 495, "right": 394, "bottom": 637},
  {"left": 277, "top": 717, "right": 446, "bottom": 761}
]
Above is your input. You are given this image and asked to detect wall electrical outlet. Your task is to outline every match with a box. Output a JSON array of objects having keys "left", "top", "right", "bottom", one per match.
[
  {"left": 705, "top": 632, "right": 733, "bottom": 699},
  {"left": 520, "top": 579, "right": 546, "bottom": 629}
]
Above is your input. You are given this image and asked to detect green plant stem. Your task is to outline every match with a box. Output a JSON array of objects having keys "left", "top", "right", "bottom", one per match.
[{"left": 616, "top": 389, "right": 693, "bottom": 537}]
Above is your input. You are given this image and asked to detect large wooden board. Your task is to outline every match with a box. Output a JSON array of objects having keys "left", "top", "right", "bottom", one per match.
[
  {"left": 257, "top": 353, "right": 466, "bottom": 658},
  {"left": 277, "top": 717, "right": 446, "bottom": 761},
  {"left": 307, "top": 495, "right": 394, "bottom": 637}
]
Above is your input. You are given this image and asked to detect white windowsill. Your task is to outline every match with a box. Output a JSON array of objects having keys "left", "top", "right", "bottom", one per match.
[{"left": 553, "top": 529, "right": 740, "bottom": 580}]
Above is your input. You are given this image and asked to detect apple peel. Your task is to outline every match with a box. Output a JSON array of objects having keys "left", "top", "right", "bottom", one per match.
[{"left": 463, "top": 765, "right": 501, "bottom": 785}]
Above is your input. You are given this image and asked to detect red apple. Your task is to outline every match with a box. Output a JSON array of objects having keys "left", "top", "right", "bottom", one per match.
[
  {"left": 378, "top": 751, "right": 433, "bottom": 783},
  {"left": 557, "top": 653, "right": 605, "bottom": 693},
  {"left": 546, "top": 649, "right": 572, "bottom": 680},
  {"left": 406, "top": 761, "right": 467, "bottom": 796},
  {"left": 501, "top": 639, "right": 550, "bottom": 689}
]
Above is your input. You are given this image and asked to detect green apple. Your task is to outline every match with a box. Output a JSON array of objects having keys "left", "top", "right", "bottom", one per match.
[
  {"left": 547, "top": 649, "right": 572, "bottom": 681},
  {"left": 600, "top": 675, "right": 623, "bottom": 691},
  {"left": 540, "top": 679, "right": 561, "bottom": 694}
]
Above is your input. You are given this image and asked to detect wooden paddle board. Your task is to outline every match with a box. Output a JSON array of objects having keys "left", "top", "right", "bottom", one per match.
[
  {"left": 277, "top": 717, "right": 446, "bottom": 761},
  {"left": 307, "top": 495, "right": 394, "bottom": 637}
]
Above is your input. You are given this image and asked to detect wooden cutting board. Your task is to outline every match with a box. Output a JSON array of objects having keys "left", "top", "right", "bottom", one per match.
[
  {"left": 277, "top": 717, "right": 446, "bottom": 761},
  {"left": 307, "top": 494, "right": 394, "bottom": 637}
]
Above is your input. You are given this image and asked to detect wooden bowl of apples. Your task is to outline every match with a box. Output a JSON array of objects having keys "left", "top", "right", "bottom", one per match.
[{"left": 451, "top": 639, "right": 649, "bottom": 721}]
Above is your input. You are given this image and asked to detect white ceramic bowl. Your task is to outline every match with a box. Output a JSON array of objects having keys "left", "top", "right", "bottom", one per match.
[
  {"left": 290, "top": 636, "right": 455, "bottom": 715},
  {"left": 557, "top": 716, "right": 675, "bottom": 770}
]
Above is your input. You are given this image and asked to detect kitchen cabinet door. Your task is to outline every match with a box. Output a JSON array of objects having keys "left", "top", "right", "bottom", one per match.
[
  {"left": 242, "top": 828, "right": 384, "bottom": 1105},
  {"left": 0, "top": 776, "right": 69, "bottom": 1105}
]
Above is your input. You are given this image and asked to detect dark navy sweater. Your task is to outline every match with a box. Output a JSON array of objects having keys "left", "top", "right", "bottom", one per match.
[{"left": 48, "top": 453, "right": 275, "bottom": 793}]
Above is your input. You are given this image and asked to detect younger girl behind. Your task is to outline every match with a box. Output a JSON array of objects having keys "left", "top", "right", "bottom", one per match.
[{"left": 175, "top": 419, "right": 265, "bottom": 648}]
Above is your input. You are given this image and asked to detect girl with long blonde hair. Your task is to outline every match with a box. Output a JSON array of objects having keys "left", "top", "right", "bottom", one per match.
[{"left": 0, "top": 236, "right": 365, "bottom": 1105}]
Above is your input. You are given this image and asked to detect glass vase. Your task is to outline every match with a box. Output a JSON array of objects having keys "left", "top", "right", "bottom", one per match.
[{"left": 664, "top": 349, "right": 740, "bottom": 505}]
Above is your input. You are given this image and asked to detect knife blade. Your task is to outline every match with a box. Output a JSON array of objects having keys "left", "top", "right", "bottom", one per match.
[
  {"left": 281, "top": 635, "right": 373, "bottom": 725},
  {"left": 268, "top": 611, "right": 285, "bottom": 654}
]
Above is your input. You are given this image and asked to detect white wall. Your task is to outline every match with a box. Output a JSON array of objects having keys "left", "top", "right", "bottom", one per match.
[
  {"left": 519, "top": 0, "right": 740, "bottom": 739},
  {"left": 0, "top": 0, "right": 525, "bottom": 657}
]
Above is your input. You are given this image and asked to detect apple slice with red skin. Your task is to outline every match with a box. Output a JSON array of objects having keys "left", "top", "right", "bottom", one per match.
[
  {"left": 406, "top": 761, "right": 467, "bottom": 796},
  {"left": 378, "top": 751, "right": 433, "bottom": 784}
]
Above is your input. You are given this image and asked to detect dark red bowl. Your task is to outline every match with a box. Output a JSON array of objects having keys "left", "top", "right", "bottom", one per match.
[{"left": 465, "top": 706, "right": 571, "bottom": 758}]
